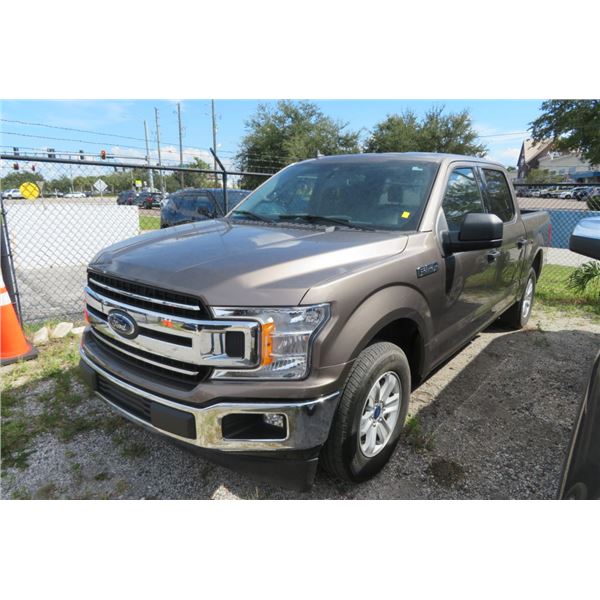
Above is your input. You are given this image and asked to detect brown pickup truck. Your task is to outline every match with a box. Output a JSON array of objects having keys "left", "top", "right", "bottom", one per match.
[{"left": 79, "top": 153, "right": 550, "bottom": 489}]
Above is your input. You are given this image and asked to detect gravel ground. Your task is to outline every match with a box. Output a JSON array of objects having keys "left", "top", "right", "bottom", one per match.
[{"left": 2, "top": 306, "right": 599, "bottom": 500}]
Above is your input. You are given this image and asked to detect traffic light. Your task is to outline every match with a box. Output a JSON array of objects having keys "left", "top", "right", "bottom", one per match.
[
  {"left": 79, "top": 150, "right": 85, "bottom": 160},
  {"left": 47, "top": 148, "right": 56, "bottom": 159},
  {"left": 32, "top": 165, "right": 36, "bottom": 172},
  {"left": 100, "top": 150, "right": 106, "bottom": 160},
  {"left": 13, "top": 163, "right": 19, "bottom": 170},
  {"left": 12, "top": 147, "right": 19, "bottom": 157}
]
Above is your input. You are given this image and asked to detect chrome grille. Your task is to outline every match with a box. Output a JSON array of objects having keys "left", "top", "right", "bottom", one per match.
[
  {"left": 83, "top": 273, "right": 261, "bottom": 381},
  {"left": 87, "top": 271, "right": 210, "bottom": 319}
]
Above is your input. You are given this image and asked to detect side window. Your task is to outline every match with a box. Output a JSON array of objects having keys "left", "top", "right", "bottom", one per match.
[
  {"left": 482, "top": 169, "right": 515, "bottom": 222},
  {"left": 442, "top": 167, "right": 486, "bottom": 231}
]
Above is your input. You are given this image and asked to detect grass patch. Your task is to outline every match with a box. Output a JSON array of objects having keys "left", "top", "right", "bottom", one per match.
[
  {"left": 537, "top": 265, "right": 600, "bottom": 319},
  {"left": 404, "top": 415, "right": 434, "bottom": 451},
  {"left": 139, "top": 215, "right": 160, "bottom": 230},
  {"left": 1, "top": 327, "right": 96, "bottom": 470}
]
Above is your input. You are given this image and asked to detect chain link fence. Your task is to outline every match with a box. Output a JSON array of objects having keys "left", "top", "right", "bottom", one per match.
[
  {"left": 513, "top": 182, "right": 600, "bottom": 291},
  {"left": 0, "top": 155, "right": 273, "bottom": 323}
]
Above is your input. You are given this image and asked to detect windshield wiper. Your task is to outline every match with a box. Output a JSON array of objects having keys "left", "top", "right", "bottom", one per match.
[
  {"left": 230, "top": 210, "right": 274, "bottom": 223},
  {"left": 279, "top": 214, "right": 375, "bottom": 231}
]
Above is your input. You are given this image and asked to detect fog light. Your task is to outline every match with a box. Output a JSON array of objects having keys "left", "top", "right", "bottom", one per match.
[{"left": 263, "top": 413, "right": 286, "bottom": 429}]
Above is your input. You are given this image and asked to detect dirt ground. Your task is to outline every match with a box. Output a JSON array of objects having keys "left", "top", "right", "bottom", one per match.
[{"left": 2, "top": 306, "right": 599, "bottom": 500}]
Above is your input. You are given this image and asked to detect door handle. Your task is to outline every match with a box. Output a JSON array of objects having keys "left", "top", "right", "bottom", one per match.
[
  {"left": 517, "top": 237, "right": 528, "bottom": 249},
  {"left": 487, "top": 249, "right": 501, "bottom": 263}
]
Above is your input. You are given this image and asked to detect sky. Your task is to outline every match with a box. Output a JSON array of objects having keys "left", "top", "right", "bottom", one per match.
[{"left": 0, "top": 99, "right": 544, "bottom": 173}]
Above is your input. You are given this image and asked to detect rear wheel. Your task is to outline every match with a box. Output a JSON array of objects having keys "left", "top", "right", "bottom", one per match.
[
  {"left": 321, "top": 342, "right": 410, "bottom": 482},
  {"left": 500, "top": 267, "right": 537, "bottom": 329}
]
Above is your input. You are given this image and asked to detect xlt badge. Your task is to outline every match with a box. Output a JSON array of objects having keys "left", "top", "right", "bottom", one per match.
[{"left": 416, "top": 262, "right": 439, "bottom": 278}]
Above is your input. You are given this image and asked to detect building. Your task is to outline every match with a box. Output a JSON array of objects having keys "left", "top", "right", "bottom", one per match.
[
  {"left": 537, "top": 152, "right": 600, "bottom": 184},
  {"left": 516, "top": 138, "right": 600, "bottom": 183},
  {"left": 516, "top": 139, "right": 553, "bottom": 181}
]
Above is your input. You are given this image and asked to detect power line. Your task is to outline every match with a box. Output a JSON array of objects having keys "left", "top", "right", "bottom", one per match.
[
  {"left": 0, "top": 117, "right": 180, "bottom": 147},
  {"left": 0, "top": 131, "right": 218, "bottom": 161}
]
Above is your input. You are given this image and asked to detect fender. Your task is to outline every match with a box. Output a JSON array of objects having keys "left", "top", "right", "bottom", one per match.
[{"left": 314, "top": 284, "right": 433, "bottom": 371}]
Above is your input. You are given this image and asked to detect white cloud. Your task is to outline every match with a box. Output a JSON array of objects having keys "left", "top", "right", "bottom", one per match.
[{"left": 485, "top": 146, "right": 521, "bottom": 166}]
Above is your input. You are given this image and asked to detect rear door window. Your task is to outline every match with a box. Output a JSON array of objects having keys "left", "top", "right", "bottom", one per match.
[
  {"left": 481, "top": 169, "right": 515, "bottom": 222},
  {"left": 442, "top": 167, "right": 486, "bottom": 231},
  {"left": 180, "top": 194, "right": 215, "bottom": 217}
]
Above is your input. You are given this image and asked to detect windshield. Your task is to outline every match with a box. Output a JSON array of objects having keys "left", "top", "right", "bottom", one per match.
[{"left": 230, "top": 159, "right": 438, "bottom": 231}]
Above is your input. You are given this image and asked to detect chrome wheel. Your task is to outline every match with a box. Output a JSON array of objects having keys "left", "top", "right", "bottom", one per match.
[
  {"left": 359, "top": 371, "right": 401, "bottom": 458},
  {"left": 522, "top": 277, "right": 534, "bottom": 319}
]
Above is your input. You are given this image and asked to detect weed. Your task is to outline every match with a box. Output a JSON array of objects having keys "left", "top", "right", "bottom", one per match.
[
  {"left": 114, "top": 480, "right": 129, "bottom": 495},
  {"left": 404, "top": 415, "right": 435, "bottom": 452},
  {"left": 34, "top": 483, "right": 58, "bottom": 500},
  {"left": 10, "top": 487, "right": 32, "bottom": 500}
]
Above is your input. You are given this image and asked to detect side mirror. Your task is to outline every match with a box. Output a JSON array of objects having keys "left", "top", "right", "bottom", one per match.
[
  {"left": 570, "top": 217, "right": 600, "bottom": 260},
  {"left": 443, "top": 213, "right": 503, "bottom": 253}
]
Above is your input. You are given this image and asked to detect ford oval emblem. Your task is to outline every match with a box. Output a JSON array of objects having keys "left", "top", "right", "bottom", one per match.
[{"left": 107, "top": 310, "right": 138, "bottom": 339}]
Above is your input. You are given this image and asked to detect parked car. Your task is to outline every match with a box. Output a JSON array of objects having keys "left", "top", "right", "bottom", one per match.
[
  {"left": 47, "top": 190, "right": 64, "bottom": 198},
  {"left": 1, "top": 188, "right": 23, "bottom": 199},
  {"left": 80, "top": 153, "right": 550, "bottom": 489},
  {"left": 64, "top": 191, "right": 87, "bottom": 198},
  {"left": 116, "top": 190, "right": 139, "bottom": 205},
  {"left": 560, "top": 217, "right": 600, "bottom": 499},
  {"left": 135, "top": 191, "right": 163, "bottom": 209},
  {"left": 160, "top": 188, "right": 250, "bottom": 228},
  {"left": 557, "top": 189, "right": 575, "bottom": 199}
]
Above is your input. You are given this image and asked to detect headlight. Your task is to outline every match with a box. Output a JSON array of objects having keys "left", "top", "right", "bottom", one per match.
[{"left": 210, "top": 304, "right": 330, "bottom": 380}]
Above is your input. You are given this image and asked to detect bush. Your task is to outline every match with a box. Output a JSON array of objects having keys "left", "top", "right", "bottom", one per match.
[
  {"left": 568, "top": 261, "right": 600, "bottom": 296},
  {"left": 587, "top": 195, "right": 600, "bottom": 211}
]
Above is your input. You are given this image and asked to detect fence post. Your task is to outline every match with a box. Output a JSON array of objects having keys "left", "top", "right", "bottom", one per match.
[{"left": 210, "top": 148, "right": 228, "bottom": 214}]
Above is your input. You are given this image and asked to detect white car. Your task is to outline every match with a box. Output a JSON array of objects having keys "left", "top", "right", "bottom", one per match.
[
  {"left": 64, "top": 191, "right": 87, "bottom": 198},
  {"left": 559, "top": 189, "right": 576, "bottom": 199},
  {"left": 1, "top": 188, "right": 24, "bottom": 199}
]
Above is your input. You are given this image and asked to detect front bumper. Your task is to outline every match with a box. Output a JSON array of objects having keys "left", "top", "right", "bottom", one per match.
[{"left": 80, "top": 347, "right": 340, "bottom": 487}]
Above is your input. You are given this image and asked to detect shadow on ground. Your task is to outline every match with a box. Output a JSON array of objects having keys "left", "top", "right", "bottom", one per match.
[{"left": 2, "top": 313, "right": 599, "bottom": 499}]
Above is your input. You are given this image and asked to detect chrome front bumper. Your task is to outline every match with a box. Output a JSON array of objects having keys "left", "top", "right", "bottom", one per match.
[{"left": 80, "top": 348, "right": 340, "bottom": 452}]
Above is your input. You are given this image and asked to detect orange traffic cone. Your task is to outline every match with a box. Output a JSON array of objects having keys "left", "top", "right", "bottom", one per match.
[{"left": 0, "top": 267, "right": 37, "bottom": 366}]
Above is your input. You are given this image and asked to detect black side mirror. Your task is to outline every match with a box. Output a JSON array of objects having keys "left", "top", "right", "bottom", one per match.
[
  {"left": 443, "top": 213, "right": 503, "bottom": 253},
  {"left": 570, "top": 217, "right": 600, "bottom": 260}
]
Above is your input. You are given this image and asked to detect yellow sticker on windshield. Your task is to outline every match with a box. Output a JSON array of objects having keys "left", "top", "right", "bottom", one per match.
[{"left": 401, "top": 211, "right": 410, "bottom": 219}]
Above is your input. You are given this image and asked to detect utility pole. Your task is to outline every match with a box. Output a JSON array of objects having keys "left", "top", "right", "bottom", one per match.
[
  {"left": 177, "top": 102, "right": 185, "bottom": 188},
  {"left": 154, "top": 107, "right": 165, "bottom": 194},
  {"left": 143, "top": 120, "right": 155, "bottom": 191},
  {"left": 211, "top": 100, "right": 218, "bottom": 187}
]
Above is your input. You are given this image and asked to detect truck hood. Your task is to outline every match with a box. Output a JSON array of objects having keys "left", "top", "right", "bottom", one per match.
[{"left": 90, "top": 219, "right": 409, "bottom": 306}]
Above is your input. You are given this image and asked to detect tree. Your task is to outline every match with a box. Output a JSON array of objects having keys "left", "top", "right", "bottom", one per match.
[
  {"left": 365, "top": 106, "right": 487, "bottom": 157},
  {"left": 178, "top": 157, "right": 215, "bottom": 189},
  {"left": 525, "top": 168, "right": 563, "bottom": 184},
  {"left": 1, "top": 170, "right": 45, "bottom": 190},
  {"left": 530, "top": 100, "right": 600, "bottom": 166},
  {"left": 237, "top": 101, "right": 361, "bottom": 189}
]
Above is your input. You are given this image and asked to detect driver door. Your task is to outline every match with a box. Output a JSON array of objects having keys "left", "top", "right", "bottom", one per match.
[{"left": 433, "top": 165, "right": 501, "bottom": 361}]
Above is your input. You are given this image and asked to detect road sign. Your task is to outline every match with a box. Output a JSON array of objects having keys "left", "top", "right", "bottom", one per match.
[
  {"left": 135, "top": 179, "right": 142, "bottom": 189},
  {"left": 19, "top": 182, "right": 40, "bottom": 199},
  {"left": 94, "top": 179, "right": 108, "bottom": 193}
]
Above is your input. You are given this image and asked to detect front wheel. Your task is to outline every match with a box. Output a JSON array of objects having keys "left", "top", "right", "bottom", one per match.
[
  {"left": 321, "top": 342, "right": 410, "bottom": 482},
  {"left": 500, "top": 267, "right": 537, "bottom": 329}
]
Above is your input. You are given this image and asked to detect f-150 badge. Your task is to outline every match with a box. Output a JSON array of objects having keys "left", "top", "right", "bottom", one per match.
[{"left": 416, "top": 262, "right": 439, "bottom": 278}]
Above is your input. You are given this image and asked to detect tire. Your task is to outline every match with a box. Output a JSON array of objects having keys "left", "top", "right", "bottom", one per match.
[
  {"left": 500, "top": 267, "right": 537, "bottom": 329},
  {"left": 321, "top": 342, "right": 411, "bottom": 482}
]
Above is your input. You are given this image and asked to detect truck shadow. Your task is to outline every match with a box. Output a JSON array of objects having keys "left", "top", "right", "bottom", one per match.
[
  {"left": 184, "top": 319, "right": 600, "bottom": 499},
  {"left": 3, "top": 319, "right": 598, "bottom": 500}
]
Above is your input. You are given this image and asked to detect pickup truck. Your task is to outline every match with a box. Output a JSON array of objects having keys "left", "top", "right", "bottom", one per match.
[{"left": 79, "top": 153, "right": 550, "bottom": 490}]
